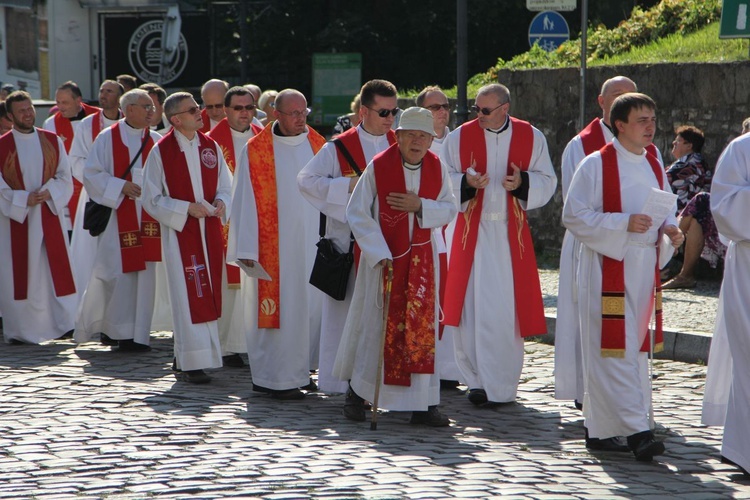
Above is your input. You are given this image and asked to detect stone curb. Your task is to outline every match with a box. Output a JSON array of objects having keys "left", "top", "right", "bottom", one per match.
[{"left": 533, "top": 315, "right": 711, "bottom": 365}]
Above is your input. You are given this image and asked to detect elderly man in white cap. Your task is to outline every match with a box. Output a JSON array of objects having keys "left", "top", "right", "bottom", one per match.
[{"left": 333, "top": 107, "right": 458, "bottom": 427}]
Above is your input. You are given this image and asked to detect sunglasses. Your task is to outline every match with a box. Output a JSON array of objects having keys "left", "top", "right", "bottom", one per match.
[
  {"left": 231, "top": 104, "right": 256, "bottom": 112},
  {"left": 204, "top": 103, "right": 224, "bottom": 110},
  {"left": 425, "top": 103, "right": 451, "bottom": 112},
  {"left": 174, "top": 106, "right": 201, "bottom": 116},
  {"left": 365, "top": 105, "right": 399, "bottom": 118},
  {"left": 471, "top": 102, "right": 507, "bottom": 116}
]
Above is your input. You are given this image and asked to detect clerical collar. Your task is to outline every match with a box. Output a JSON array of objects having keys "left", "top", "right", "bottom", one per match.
[
  {"left": 403, "top": 160, "right": 422, "bottom": 171},
  {"left": 273, "top": 122, "right": 293, "bottom": 137},
  {"left": 71, "top": 107, "right": 87, "bottom": 122},
  {"left": 486, "top": 115, "right": 510, "bottom": 135}
]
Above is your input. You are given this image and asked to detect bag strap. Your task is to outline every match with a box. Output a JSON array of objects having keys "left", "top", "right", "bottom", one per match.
[
  {"left": 317, "top": 139, "right": 360, "bottom": 253},
  {"left": 119, "top": 130, "right": 150, "bottom": 180}
]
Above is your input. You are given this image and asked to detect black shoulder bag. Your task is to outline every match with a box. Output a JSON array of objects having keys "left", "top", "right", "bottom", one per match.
[
  {"left": 83, "top": 132, "right": 150, "bottom": 237},
  {"left": 308, "top": 138, "right": 361, "bottom": 300}
]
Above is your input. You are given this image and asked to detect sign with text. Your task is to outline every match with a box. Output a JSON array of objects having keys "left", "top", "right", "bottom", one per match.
[
  {"left": 311, "top": 53, "right": 362, "bottom": 127},
  {"left": 720, "top": 0, "right": 750, "bottom": 38},
  {"left": 527, "top": 0, "right": 576, "bottom": 12}
]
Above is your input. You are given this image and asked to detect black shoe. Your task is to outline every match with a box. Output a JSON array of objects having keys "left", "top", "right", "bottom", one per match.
[
  {"left": 252, "top": 383, "right": 272, "bottom": 393},
  {"left": 586, "top": 436, "right": 630, "bottom": 452},
  {"left": 60, "top": 329, "right": 74, "bottom": 339},
  {"left": 627, "top": 431, "right": 665, "bottom": 462},
  {"left": 9, "top": 338, "right": 25, "bottom": 345},
  {"left": 271, "top": 388, "right": 306, "bottom": 400},
  {"left": 574, "top": 399, "right": 583, "bottom": 411},
  {"left": 182, "top": 369, "right": 211, "bottom": 384},
  {"left": 301, "top": 378, "right": 318, "bottom": 392},
  {"left": 410, "top": 406, "right": 450, "bottom": 427},
  {"left": 171, "top": 358, "right": 181, "bottom": 372},
  {"left": 117, "top": 339, "right": 151, "bottom": 352},
  {"left": 100, "top": 333, "right": 117, "bottom": 346},
  {"left": 343, "top": 385, "right": 366, "bottom": 422},
  {"left": 222, "top": 353, "right": 246, "bottom": 368},
  {"left": 721, "top": 455, "right": 750, "bottom": 476},
  {"left": 467, "top": 388, "right": 488, "bottom": 406},
  {"left": 440, "top": 379, "right": 460, "bottom": 390}
]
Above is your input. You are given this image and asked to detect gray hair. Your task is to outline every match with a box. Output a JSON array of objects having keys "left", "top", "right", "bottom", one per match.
[
  {"left": 164, "top": 92, "right": 195, "bottom": 124},
  {"left": 120, "top": 89, "right": 151, "bottom": 110},
  {"left": 476, "top": 83, "right": 511, "bottom": 105}
]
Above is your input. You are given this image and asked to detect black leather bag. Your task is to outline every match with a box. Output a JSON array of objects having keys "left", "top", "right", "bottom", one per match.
[
  {"left": 82, "top": 200, "right": 112, "bottom": 236},
  {"left": 82, "top": 132, "right": 150, "bottom": 237},
  {"left": 309, "top": 233, "right": 354, "bottom": 301}
]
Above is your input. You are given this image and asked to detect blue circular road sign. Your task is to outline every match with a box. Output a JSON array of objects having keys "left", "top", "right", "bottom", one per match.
[{"left": 528, "top": 10, "right": 570, "bottom": 52}]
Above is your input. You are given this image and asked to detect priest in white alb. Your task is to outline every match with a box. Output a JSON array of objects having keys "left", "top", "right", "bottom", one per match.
[
  {"left": 74, "top": 89, "right": 163, "bottom": 351},
  {"left": 333, "top": 107, "right": 457, "bottom": 426},
  {"left": 0, "top": 91, "right": 77, "bottom": 344},
  {"left": 228, "top": 89, "right": 325, "bottom": 400},
  {"left": 142, "top": 91, "right": 232, "bottom": 384}
]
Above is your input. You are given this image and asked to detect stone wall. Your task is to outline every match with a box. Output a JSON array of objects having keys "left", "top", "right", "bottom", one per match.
[{"left": 401, "top": 62, "right": 750, "bottom": 253}]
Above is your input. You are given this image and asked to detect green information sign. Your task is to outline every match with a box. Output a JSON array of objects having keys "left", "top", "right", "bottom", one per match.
[
  {"left": 311, "top": 53, "right": 362, "bottom": 127},
  {"left": 720, "top": 0, "right": 750, "bottom": 38}
]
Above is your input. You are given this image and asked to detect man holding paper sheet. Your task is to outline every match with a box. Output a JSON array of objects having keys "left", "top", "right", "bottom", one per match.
[
  {"left": 228, "top": 89, "right": 325, "bottom": 400},
  {"left": 142, "top": 92, "right": 232, "bottom": 384},
  {"left": 74, "top": 89, "right": 162, "bottom": 351},
  {"left": 563, "top": 93, "right": 683, "bottom": 461}
]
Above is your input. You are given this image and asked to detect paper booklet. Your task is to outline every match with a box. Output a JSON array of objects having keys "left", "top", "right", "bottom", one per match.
[
  {"left": 200, "top": 199, "right": 217, "bottom": 216},
  {"left": 640, "top": 187, "right": 678, "bottom": 229},
  {"left": 236, "top": 260, "right": 272, "bottom": 281}
]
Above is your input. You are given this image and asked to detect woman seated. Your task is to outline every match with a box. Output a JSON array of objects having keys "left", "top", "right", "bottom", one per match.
[{"left": 663, "top": 126, "right": 726, "bottom": 289}]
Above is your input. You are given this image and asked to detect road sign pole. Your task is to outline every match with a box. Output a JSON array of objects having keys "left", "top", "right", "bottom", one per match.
[
  {"left": 457, "top": 0, "right": 469, "bottom": 126},
  {"left": 579, "top": 0, "right": 588, "bottom": 131}
]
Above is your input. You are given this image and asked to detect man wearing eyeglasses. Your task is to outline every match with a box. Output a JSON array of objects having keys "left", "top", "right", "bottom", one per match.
[
  {"left": 68, "top": 80, "right": 125, "bottom": 305},
  {"left": 228, "top": 89, "right": 326, "bottom": 400},
  {"left": 207, "top": 86, "right": 263, "bottom": 369},
  {"left": 417, "top": 86, "right": 452, "bottom": 156},
  {"left": 142, "top": 91, "right": 232, "bottom": 384},
  {"left": 199, "top": 79, "right": 229, "bottom": 133},
  {"left": 441, "top": 83, "right": 557, "bottom": 407},
  {"left": 74, "top": 89, "right": 163, "bottom": 352},
  {"left": 297, "top": 79, "right": 398, "bottom": 400}
]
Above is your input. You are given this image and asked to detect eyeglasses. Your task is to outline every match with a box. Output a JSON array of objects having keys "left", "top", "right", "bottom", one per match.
[
  {"left": 471, "top": 102, "right": 508, "bottom": 116},
  {"left": 132, "top": 103, "right": 156, "bottom": 112},
  {"left": 204, "top": 103, "right": 224, "bottom": 110},
  {"left": 425, "top": 103, "right": 451, "bottom": 112},
  {"left": 365, "top": 105, "right": 399, "bottom": 118},
  {"left": 231, "top": 104, "right": 256, "bottom": 112},
  {"left": 174, "top": 106, "right": 200, "bottom": 116},
  {"left": 276, "top": 107, "right": 311, "bottom": 119}
]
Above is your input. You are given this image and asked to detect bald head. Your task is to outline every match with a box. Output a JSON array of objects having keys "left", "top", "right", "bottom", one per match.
[
  {"left": 598, "top": 76, "right": 637, "bottom": 126},
  {"left": 201, "top": 79, "right": 228, "bottom": 122},
  {"left": 273, "top": 89, "right": 308, "bottom": 137}
]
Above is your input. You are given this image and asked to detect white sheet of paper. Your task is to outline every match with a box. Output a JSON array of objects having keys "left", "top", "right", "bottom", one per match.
[
  {"left": 200, "top": 199, "right": 217, "bottom": 216},
  {"left": 641, "top": 187, "right": 678, "bottom": 228},
  {"left": 236, "top": 260, "right": 272, "bottom": 281}
]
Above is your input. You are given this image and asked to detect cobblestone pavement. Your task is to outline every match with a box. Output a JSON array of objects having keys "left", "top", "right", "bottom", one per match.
[
  {"left": 2, "top": 334, "right": 748, "bottom": 499},
  {"left": 539, "top": 269, "right": 721, "bottom": 335}
]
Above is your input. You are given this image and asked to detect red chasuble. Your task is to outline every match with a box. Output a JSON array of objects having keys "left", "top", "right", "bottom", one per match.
[
  {"left": 159, "top": 130, "right": 224, "bottom": 324},
  {"left": 443, "top": 118, "right": 546, "bottom": 338},
  {"left": 53, "top": 103, "right": 100, "bottom": 223},
  {"left": 0, "top": 130, "right": 76, "bottom": 300},
  {"left": 247, "top": 125, "right": 326, "bottom": 329},
  {"left": 110, "top": 122, "right": 160, "bottom": 272},
  {"left": 207, "top": 118, "right": 263, "bottom": 289},
  {"left": 600, "top": 143, "right": 664, "bottom": 357},
  {"left": 373, "top": 144, "right": 442, "bottom": 386}
]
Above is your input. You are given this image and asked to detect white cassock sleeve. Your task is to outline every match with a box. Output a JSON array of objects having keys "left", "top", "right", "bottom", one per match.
[
  {"left": 297, "top": 141, "right": 353, "bottom": 223},
  {"left": 346, "top": 161, "right": 392, "bottom": 270},
  {"left": 417, "top": 163, "right": 457, "bottom": 230},
  {"left": 69, "top": 116, "right": 93, "bottom": 183},
  {"left": 43, "top": 136, "right": 74, "bottom": 218},
  {"left": 213, "top": 146, "right": 233, "bottom": 224},
  {"left": 563, "top": 153, "right": 631, "bottom": 261},
  {"left": 83, "top": 130, "right": 127, "bottom": 210},
  {"left": 0, "top": 171, "right": 30, "bottom": 223},
  {"left": 226, "top": 142, "right": 259, "bottom": 263},
  {"left": 141, "top": 143, "right": 190, "bottom": 231},
  {"left": 711, "top": 137, "right": 750, "bottom": 242}
]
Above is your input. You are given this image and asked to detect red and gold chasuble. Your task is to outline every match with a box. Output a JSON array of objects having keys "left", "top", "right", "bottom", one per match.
[
  {"left": 247, "top": 124, "right": 326, "bottom": 329},
  {"left": 0, "top": 130, "right": 76, "bottom": 300},
  {"left": 53, "top": 103, "right": 99, "bottom": 223},
  {"left": 160, "top": 130, "right": 224, "bottom": 324},
  {"left": 600, "top": 143, "right": 664, "bottom": 357},
  {"left": 373, "top": 144, "right": 442, "bottom": 386},
  {"left": 110, "top": 122, "right": 160, "bottom": 273},
  {"left": 207, "top": 118, "right": 263, "bottom": 288},
  {"left": 443, "top": 118, "right": 546, "bottom": 337}
]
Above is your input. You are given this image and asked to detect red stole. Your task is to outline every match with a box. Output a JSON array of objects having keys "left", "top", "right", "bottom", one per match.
[
  {"left": 207, "top": 118, "right": 263, "bottom": 289},
  {"left": 91, "top": 109, "right": 123, "bottom": 141},
  {"left": 247, "top": 124, "right": 326, "bottom": 329},
  {"left": 0, "top": 130, "right": 76, "bottom": 300},
  {"left": 579, "top": 118, "right": 607, "bottom": 155},
  {"left": 600, "top": 143, "right": 664, "bottom": 357},
  {"left": 334, "top": 126, "right": 396, "bottom": 176},
  {"left": 53, "top": 103, "right": 99, "bottom": 224},
  {"left": 110, "top": 123, "right": 159, "bottom": 273},
  {"left": 159, "top": 130, "right": 224, "bottom": 324},
  {"left": 443, "top": 118, "right": 546, "bottom": 337},
  {"left": 373, "top": 144, "right": 441, "bottom": 386},
  {"left": 199, "top": 108, "right": 212, "bottom": 134}
]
